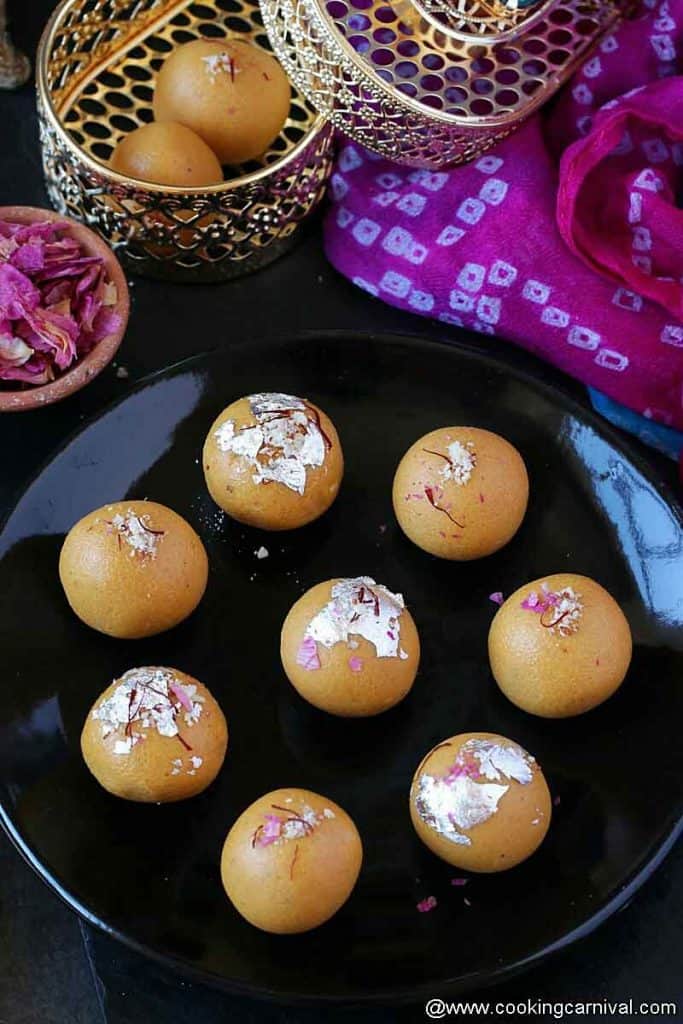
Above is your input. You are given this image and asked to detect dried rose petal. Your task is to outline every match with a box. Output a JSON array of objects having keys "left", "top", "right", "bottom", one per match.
[
  {"left": 0, "top": 218, "right": 120, "bottom": 389},
  {"left": 450, "top": 877, "right": 469, "bottom": 887},
  {"left": 489, "top": 591, "right": 504, "bottom": 606},
  {"left": 256, "top": 814, "right": 283, "bottom": 846},
  {"left": 417, "top": 896, "right": 437, "bottom": 913},
  {"left": 348, "top": 656, "right": 363, "bottom": 673},
  {"left": 296, "top": 636, "right": 320, "bottom": 671},
  {"left": 169, "top": 683, "right": 193, "bottom": 712}
]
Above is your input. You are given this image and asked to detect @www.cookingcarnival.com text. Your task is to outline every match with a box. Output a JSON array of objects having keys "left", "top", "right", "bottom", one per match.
[{"left": 424, "top": 998, "right": 679, "bottom": 1019}]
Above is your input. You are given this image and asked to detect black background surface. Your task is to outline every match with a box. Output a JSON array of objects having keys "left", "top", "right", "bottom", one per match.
[{"left": 0, "top": 3, "right": 681, "bottom": 1022}]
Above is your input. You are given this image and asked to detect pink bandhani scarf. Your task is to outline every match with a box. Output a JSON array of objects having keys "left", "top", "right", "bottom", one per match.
[{"left": 324, "top": 1, "right": 683, "bottom": 433}]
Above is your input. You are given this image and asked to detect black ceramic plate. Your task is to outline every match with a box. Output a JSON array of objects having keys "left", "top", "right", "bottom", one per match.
[{"left": 1, "top": 334, "right": 681, "bottom": 1004}]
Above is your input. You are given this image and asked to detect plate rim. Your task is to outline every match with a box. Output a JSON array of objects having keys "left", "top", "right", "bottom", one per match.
[{"left": 1, "top": 329, "right": 682, "bottom": 1005}]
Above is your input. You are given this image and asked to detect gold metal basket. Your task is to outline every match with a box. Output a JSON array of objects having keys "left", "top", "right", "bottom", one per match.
[
  {"left": 36, "top": 0, "right": 334, "bottom": 282},
  {"left": 408, "top": 0, "right": 556, "bottom": 45},
  {"left": 260, "top": 0, "right": 624, "bottom": 168}
]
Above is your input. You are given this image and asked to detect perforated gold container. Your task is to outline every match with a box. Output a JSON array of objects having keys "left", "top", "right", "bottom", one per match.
[
  {"left": 407, "top": 0, "right": 556, "bottom": 46},
  {"left": 37, "top": 0, "right": 334, "bottom": 282},
  {"left": 261, "top": 0, "right": 624, "bottom": 168}
]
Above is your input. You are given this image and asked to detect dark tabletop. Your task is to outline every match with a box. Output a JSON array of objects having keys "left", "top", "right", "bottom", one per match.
[{"left": 1, "top": 3, "right": 681, "bottom": 1022}]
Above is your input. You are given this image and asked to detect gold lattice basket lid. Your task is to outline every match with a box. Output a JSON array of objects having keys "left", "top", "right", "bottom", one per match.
[
  {"left": 406, "top": 0, "right": 557, "bottom": 44},
  {"left": 260, "top": 0, "right": 624, "bottom": 168}
]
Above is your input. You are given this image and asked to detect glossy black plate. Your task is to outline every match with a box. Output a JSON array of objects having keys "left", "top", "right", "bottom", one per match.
[{"left": 1, "top": 334, "right": 681, "bottom": 1005}]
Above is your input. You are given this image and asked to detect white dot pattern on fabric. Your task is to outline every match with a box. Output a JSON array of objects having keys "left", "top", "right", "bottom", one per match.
[
  {"left": 541, "top": 307, "right": 570, "bottom": 328},
  {"left": 330, "top": 174, "right": 348, "bottom": 201},
  {"left": 439, "top": 312, "right": 464, "bottom": 326},
  {"left": 661, "top": 325, "right": 683, "bottom": 347},
  {"left": 457, "top": 198, "right": 486, "bottom": 225},
  {"left": 374, "top": 191, "right": 399, "bottom": 207},
  {"left": 409, "top": 170, "right": 449, "bottom": 192},
  {"left": 473, "top": 321, "right": 495, "bottom": 335},
  {"left": 568, "top": 326, "right": 601, "bottom": 350},
  {"left": 338, "top": 146, "right": 363, "bottom": 173},
  {"left": 397, "top": 193, "right": 427, "bottom": 217},
  {"left": 380, "top": 271, "right": 411, "bottom": 298},
  {"left": 475, "top": 156, "right": 503, "bottom": 174},
  {"left": 336, "top": 207, "right": 354, "bottom": 229},
  {"left": 583, "top": 57, "right": 602, "bottom": 79},
  {"left": 323, "top": 7, "right": 683, "bottom": 440},
  {"left": 457, "top": 263, "right": 486, "bottom": 293},
  {"left": 376, "top": 172, "right": 403, "bottom": 189},
  {"left": 642, "top": 138, "right": 670, "bottom": 163},
  {"left": 523, "top": 280, "right": 550, "bottom": 304},
  {"left": 382, "top": 226, "right": 412, "bottom": 256},
  {"left": 479, "top": 179, "right": 508, "bottom": 206},
  {"left": 651, "top": 34, "right": 676, "bottom": 61},
  {"left": 633, "top": 168, "right": 664, "bottom": 192},
  {"left": 632, "top": 226, "right": 652, "bottom": 252},
  {"left": 476, "top": 296, "right": 501, "bottom": 325},
  {"left": 628, "top": 192, "right": 643, "bottom": 224},
  {"left": 632, "top": 254, "right": 652, "bottom": 273},
  {"left": 352, "top": 219, "right": 381, "bottom": 246},
  {"left": 449, "top": 290, "right": 475, "bottom": 313},
  {"left": 409, "top": 290, "right": 435, "bottom": 312},
  {"left": 382, "top": 227, "right": 427, "bottom": 263},
  {"left": 352, "top": 277, "right": 378, "bottom": 297},
  {"left": 489, "top": 261, "right": 517, "bottom": 287},
  {"left": 572, "top": 83, "right": 594, "bottom": 105},
  {"left": 595, "top": 349, "right": 629, "bottom": 371},
  {"left": 437, "top": 226, "right": 465, "bottom": 247},
  {"left": 613, "top": 288, "right": 643, "bottom": 312}
]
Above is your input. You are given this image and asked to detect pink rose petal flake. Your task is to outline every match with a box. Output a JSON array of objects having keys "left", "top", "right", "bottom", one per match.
[
  {"left": 169, "top": 682, "right": 193, "bottom": 712},
  {"left": 296, "top": 636, "right": 320, "bottom": 671},
  {"left": 254, "top": 814, "right": 283, "bottom": 847},
  {"left": 348, "top": 656, "right": 364, "bottom": 673},
  {"left": 489, "top": 591, "right": 504, "bottom": 606},
  {"left": 0, "top": 218, "right": 121, "bottom": 390},
  {"left": 417, "top": 896, "right": 438, "bottom": 913}
]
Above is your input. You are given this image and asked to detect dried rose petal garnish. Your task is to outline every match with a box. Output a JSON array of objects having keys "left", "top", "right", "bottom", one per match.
[
  {"left": 296, "top": 635, "right": 320, "bottom": 671},
  {"left": 169, "top": 682, "right": 193, "bottom": 712},
  {"left": 450, "top": 877, "right": 469, "bottom": 887},
  {"left": 417, "top": 896, "right": 438, "bottom": 913},
  {"left": 348, "top": 656, "right": 364, "bottom": 673},
  {"left": 521, "top": 583, "right": 583, "bottom": 636},
  {"left": 0, "top": 219, "right": 121, "bottom": 388},
  {"left": 254, "top": 814, "right": 283, "bottom": 847},
  {"left": 489, "top": 591, "right": 504, "bottom": 606}
]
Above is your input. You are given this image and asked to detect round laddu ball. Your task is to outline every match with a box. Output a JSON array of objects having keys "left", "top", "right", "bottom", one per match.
[
  {"left": 392, "top": 426, "right": 529, "bottom": 560},
  {"left": 410, "top": 732, "right": 551, "bottom": 873},
  {"left": 81, "top": 667, "right": 228, "bottom": 802},
  {"left": 59, "top": 500, "right": 208, "bottom": 639},
  {"left": 221, "top": 788, "right": 363, "bottom": 933},
  {"left": 488, "top": 573, "right": 632, "bottom": 718},
  {"left": 153, "top": 39, "right": 291, "bottom": 164},
  {"left": 281, "top": 577, "right": 420, "bottom": 717},
  {"left": 109, "top": 122, "right": 224, "bottom": 187},
  {"left": 202, "top": 392, "right": 344, "bottom": 530}
]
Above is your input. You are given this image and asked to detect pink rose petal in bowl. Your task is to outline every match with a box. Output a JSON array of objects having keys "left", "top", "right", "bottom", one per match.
[{"left": 0, "top": 206, "right": 129, "bottom": 413}]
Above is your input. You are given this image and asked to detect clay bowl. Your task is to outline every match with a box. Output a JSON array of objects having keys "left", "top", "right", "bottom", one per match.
[{"left": 0, "top": 206, "right": 130, "bottom": 412}]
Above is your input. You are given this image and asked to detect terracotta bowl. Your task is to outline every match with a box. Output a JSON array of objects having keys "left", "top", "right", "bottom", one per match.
[{"left": 0, "top": 206, "right": 130, "bottom": 412}]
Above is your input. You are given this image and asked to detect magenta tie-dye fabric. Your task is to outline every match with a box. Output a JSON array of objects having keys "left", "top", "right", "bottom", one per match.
[{"left": 324, "top": 2, "right": 683, "bottom": 432}]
